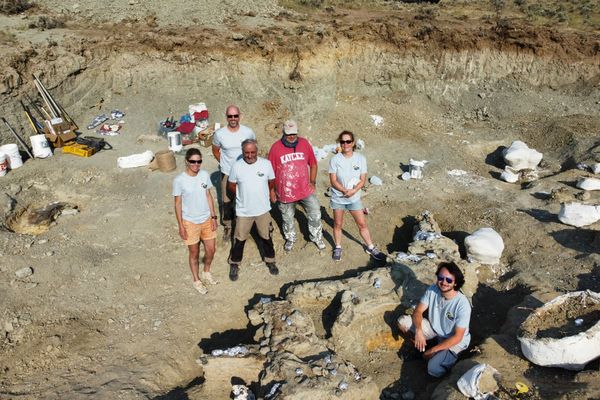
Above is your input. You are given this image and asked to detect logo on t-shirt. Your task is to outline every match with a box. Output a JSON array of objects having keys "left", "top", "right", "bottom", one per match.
[
  {"left": 446, "top": 312, "right": 455, "bottom": 321},
  {"left": 280, "top": 153, "right": 306, "bottom": 164},
  {"left": 352, "top": 164, "right": 359, "bottom": 170},
  {"left": 201, "top": 183, "right": 208, "bottom": 189},
  {"left": 257, "top": 171, "right": 264, "bottom": 177}
]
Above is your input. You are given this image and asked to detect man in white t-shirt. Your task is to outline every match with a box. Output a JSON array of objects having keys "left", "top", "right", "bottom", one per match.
[
  {"left": 212, "top": 105, "right": 256, "bottom": 240},
  {"left": 227, "top": 139, "right": 278, "bottom": 281}
]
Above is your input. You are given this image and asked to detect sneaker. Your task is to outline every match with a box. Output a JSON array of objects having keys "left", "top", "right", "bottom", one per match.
[
  {"left": 229, "top": 264, "right": 239, "bottom": 281},
  {"left": 284, "top": 240, "right": 295, "bottom": 252},
  {"left": 201, "top": 271, "right": 219, "bottom": 285},
  {"left": 366, "top": 245, "right": 386, "bottom": 261},
  {"left": 266, "top": 262, "right": 279, "bottom": 275},
  {"left": 314, "top": 239, "right": 326, "bottom": 251},
  {"left": 193, "top": 280, "right": 208, "bottom": 294},
  {"left": 332, "top": 247, "right": 342, "bottom": 261}
]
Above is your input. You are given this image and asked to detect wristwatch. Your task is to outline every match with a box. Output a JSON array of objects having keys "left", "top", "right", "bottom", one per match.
[{"left": 211, "top": 216, "right": 217, "bottom": 219}]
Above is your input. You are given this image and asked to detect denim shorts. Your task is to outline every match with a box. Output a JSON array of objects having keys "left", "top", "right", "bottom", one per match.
[{"left": 330, "top": 199, "right": 363, "bottom": 211}]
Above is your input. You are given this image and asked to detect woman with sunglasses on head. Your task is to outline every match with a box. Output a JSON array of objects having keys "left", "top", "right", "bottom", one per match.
[
  {"left": 396, "top": 261, "right": 471, "bottom": 378},
  {"left": 173, "top": 148, "right": 219, "bottom": 294},
  {"left": 328, "top": 130, "right": 385, "bottom": 262}
]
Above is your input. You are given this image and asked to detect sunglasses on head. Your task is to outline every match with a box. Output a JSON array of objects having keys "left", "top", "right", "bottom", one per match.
[
  {"left": 340, "top": 140, "right": 353, "bottom": 144},
  {"left": 226, "top": 114, "right": 239, "bottom": 118},
  {"left": 437, "top": 275, "right": 454, "bottom": 284},
  {"left": 187, "top": 159, "right": 202, "bottom": 164}
]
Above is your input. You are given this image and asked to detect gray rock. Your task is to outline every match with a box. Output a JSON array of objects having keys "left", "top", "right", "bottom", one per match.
[{"left": 15, "top": 267, "right": 33, "bottom": 279}]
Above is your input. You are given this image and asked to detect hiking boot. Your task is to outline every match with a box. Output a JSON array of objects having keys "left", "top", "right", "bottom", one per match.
[
  {"left": 193, "top": 280, "right": 208, "bottom": 294},
  {"left": 314, "top": 239, "right": 326, "bottom": 251},
  {"left": 201, "top": 271, "right": 219, "bottom": 285},
  {"left": 229, "top": 264, "right": 239, "bottom": 281},
  {"left": 366, "top": 245, "right": 386, "bottom": 261},
  {"left": 332, "top": 247, "right": 342, "bottom": 261},
  {"left": 266, "top": 262, "right": 279, "bottom": 276},
  {"left": 284, "top": 240, "right": 295, "bottom": 252}
]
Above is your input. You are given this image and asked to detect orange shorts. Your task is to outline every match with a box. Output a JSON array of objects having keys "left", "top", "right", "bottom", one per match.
[{"left": 182, "top": 218, "right": 217, "bottom": 245}]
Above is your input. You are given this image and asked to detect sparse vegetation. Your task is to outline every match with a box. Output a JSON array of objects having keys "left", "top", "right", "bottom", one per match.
[
  {"left": 28, "top": 15, "right": 65, "bottom": 30},
  {"left": 0, "top": 0, "right": 33, "bottom": 14}
]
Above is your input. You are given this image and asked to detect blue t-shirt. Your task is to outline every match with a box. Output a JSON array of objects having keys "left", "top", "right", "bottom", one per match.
[
  {"left": 328, "top": 152, "right": 367, "bottom": 204},
  {"left": 172, "top": 170, "right": 213, "bottom": 224},
  {"left": 420, "top": 284, "right": 471, "bottom": 351},
  {"left": 228, "top": 157, "right": 275, "bottom": 217}
]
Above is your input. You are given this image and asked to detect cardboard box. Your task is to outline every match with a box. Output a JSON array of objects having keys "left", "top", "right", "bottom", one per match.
[{"left": 44, "top": 119, "right": 77, "bottom": 148}]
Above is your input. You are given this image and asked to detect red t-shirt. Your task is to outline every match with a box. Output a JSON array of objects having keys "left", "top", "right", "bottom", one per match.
[{"left": 268, "top": 137, "right": 317, "bottom": 203}]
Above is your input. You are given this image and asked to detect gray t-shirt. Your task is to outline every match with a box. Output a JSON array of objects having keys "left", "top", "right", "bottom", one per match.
[
  {"left": 420, "top": 284, "right": 471, "bottom": 351},
  {"left": 212, "top": 124, "right": 256, "bottom": 175},
  {"left": 172, "top": 170, "right": 213, "bottom": 224},
  {"left": 228, "top": 157, "right": 275, "bottom": 217},
  {"left": 328, "top": 152, "right": 367, "bottom": 204}
]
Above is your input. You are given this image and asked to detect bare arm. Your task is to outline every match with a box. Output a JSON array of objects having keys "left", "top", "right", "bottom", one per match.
[
  {"left": 206, "top": 189, "right": 218, "bottom": 231},
  {"left": 211, "top": 144, "right": 221, "bottom": 162},
  {"left": 424, "top": 327, "right": 467, "bottom": 360},
  {"left": 412, "top": 302, "right": 428, "bottom": 352},
  {"left": 329, "top": 172, "right": 347, "bottom": 196},
  {"left": 227, "top": 181, "right": 236, "bottom": 196},
  {"left": 309, "top": 164, "right": 317, "bottom": 187},
  {"left": 174, "top": 196, "right": 187, "bottom": 240}
]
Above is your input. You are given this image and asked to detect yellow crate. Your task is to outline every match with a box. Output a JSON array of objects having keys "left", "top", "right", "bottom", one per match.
[{"left": 62, "top": 143, "right": 95, "bottom": 157}]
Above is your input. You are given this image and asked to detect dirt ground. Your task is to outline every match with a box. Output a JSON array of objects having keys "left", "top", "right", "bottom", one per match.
[{"left": 0, "top": 0, "right": 599, "bottom": 399}]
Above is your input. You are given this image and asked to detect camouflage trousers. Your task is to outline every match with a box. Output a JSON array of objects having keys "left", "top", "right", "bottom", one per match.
[{"left": 278, "top": 194, "right": 323, "bottom": 244}]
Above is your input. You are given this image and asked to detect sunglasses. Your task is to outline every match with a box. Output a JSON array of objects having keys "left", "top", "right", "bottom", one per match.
[
  {"left": 226, "top": 114, "right": 239, "bottom": 118},
  {"left": 187, "top": 159, "right": 202, "bottom": 164},
  {"left": 437, "top": 275, "right": 454, "bottom": 284},
  {"left": 340, "top": 140, "right": 353, "bottom": 144}
]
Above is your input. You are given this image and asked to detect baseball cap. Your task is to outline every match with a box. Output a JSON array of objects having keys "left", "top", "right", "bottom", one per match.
[{"left": 283, "top": 120, "right": 298, "bottom": 135}]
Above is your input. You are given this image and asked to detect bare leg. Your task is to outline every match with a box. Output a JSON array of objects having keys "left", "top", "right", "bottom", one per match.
[
  {"left": 349, "top": 209, "right": 374, "bottom": 247},
  {"left": 202, "top": 238, "right": 216, "bottom": 272},
  {"left": 333, "top": 209, "right": 345, "bottom": 247},
  {"left": 187, "top": 243, "right": 200, "bottom": 281}
]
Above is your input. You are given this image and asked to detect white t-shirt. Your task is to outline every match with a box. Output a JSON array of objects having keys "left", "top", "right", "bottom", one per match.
[
  {"left": 228, "top": 157, "right": 275, "bottom": 217},
  {"left": 212, "top": 125, "right": 256, "bottom": 175},
  {"left": 172, "top": 170, "right": 213, "bottom": 224},
  {"left": 328, "top": 152, "right": 367, "bottom": 204}
]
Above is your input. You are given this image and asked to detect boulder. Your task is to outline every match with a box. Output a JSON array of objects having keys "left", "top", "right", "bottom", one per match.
[
  {"left": 464, "top": 228, "right": 504, "bottom": 265},
  {"left": 502, "top": 141, "right": 543, "bottom": 170},
  {"left": 576, "top": 177, "right": 600, "bottom": 191},
  {"left": 558, "top": 203, "right": 600, "bottom": 227}
]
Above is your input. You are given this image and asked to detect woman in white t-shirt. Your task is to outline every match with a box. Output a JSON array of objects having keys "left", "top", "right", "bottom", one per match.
[
  {"left": 328, "top": 131, "right": 386, "bottom": 262},
  {"left": 173, "top": 148, "right": 219, "bottom": 294}
]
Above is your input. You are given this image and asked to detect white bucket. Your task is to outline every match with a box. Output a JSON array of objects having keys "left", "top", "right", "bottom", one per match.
[
  {"left": 0, "top": 151, "right": 8, "bottom": 177},
  {"left": 30, "top": 134, "right": 52, "bottom": 158},
  {"left": 167, "top": 131, "right": 183, "bottom": 152},
  {"left": 0, "top": 143, "right": 23, "bottom": 169}
]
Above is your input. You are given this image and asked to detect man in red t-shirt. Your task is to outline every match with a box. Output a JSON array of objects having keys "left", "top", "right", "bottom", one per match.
[{"left": 268, "top": 120, "right": 325, "bottom": 252}]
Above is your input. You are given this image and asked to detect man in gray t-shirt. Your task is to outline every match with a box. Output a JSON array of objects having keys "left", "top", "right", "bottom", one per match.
[
  {"left": 211, "top": 104, "right": 256, "bottom": 240},
  {"left": 397, "top": 261, "right": 472, "bottom": 377}
]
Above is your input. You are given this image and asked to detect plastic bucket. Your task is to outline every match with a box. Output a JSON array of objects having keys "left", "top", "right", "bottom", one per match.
[
  {"left": 0, "top": 151, "right": 8, "bottom": 177},
  {"left": 0, "top": 143, "right": 23, "bottom": 169},
  {"left": 30, "top": 134, "right": 52, "bottom": 158},
  {"left": 167, "top": 131, "right": 183, "bottom": 152}
]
